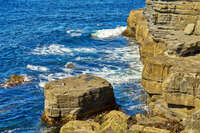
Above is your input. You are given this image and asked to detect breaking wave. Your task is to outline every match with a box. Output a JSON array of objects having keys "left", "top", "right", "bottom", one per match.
[{"left": 91, "top": 26, "right": 126, "bottom": 39}]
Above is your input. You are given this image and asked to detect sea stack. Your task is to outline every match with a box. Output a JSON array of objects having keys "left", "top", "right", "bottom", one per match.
[{"left": 41, "top": 74, "right": 117, "bottom": 126}]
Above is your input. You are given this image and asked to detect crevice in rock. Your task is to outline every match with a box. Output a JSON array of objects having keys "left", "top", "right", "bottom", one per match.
[{"left": 168, "top": 104, "right": 194, "bottom": 110}]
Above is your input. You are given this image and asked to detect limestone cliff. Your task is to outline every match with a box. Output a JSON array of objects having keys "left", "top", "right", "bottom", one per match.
[{"left": 123, "top": 0, "right": 200, "bottom": 132}]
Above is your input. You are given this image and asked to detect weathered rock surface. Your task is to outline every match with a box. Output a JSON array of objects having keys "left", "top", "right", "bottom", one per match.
[
  {"left": 59, "top": 109, "right": 185, "bottom": 133},
  {"left": 42, "top": 74, "right": 117, "bottom": 125},
  {"left": 194, "top": 20, "right": 200, "bottom": 35},
  {"left": 100, "top": 110, "right": 129, "bottom": 133},
  {"left": 123, "top": 0, "right": 200, "bottom": 132},
  {"left": 0, "top": 74, "right": 31, "bottom": 88},
  {"left": 181, "top": 111, "right": 200, "bottom": 133},
  {"left": 60, "top": 120, "right": 100, "bottom": 133},
  {"left": 184, "top": 23, "right": 195, "bottom": 35},
  {"left": 130, "top": 125, "right": 170, "bottom": 133},
  {"left": 60, "top": 110, "right": 129, "bottom": 133}
]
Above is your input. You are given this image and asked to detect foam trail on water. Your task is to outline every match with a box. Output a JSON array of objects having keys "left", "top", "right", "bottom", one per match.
[
  {"left": 38, "top": 73, "right": 72, "bottom": 87},
  {"left": 31, "top": 44, "right": 97, "bottom": 56},
  {"left": 91, "top": 26, "right": 126, "bottom": 39},
  {"left": 31, "top": 44, "right": 72, "bottom": 55},
  {"left": 74, "top": 47, "right": 97, "bottom": 53},
  {"left": 27, "top": 65, "right": 49, "bottom": 72},
  {"left": 66, "top": 29, "right": 84, "bottom": 37}
]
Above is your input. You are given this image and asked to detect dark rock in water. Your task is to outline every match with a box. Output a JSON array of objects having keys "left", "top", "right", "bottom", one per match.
[
  {"left": 0, "top": 74, "right": 31, "bottom": 88},
  {"left": 65, "top": 62, "right": 76, "bottom": 69},
  {"left": 41, "top": 74, "right": 117, "bottom": 126}
]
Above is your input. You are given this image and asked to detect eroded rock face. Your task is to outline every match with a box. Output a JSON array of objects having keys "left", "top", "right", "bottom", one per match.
[
  {"left": 123, "top": 0, "right": 200, "bottom": 131},
  {"left": 41, "top": 74, "right": 117, "bottom": 126}
]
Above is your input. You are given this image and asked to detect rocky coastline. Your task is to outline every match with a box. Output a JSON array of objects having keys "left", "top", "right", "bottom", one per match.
[
  {"left": 40, "top": 0, "right": 200, "bottom": 132},
  {"left": 123, "top": 0, "right": 200, "bottom": 132}
]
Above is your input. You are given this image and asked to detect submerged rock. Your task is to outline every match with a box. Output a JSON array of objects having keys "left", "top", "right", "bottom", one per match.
[
  {"left": 65, "top": 62, "right": 76, "bottom": 69},
  {"left": 0, "top": 74, "right": 31, "bottom": 88},
  {"left": 41, "top": 74, "right": 117, "bottom": 126}
]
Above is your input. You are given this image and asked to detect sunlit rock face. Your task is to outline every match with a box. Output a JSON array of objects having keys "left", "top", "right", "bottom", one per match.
[
  {"left": 41, "top": 74, "right": 117, "bottom": 126},
  {"left": 123, "top": 0, "right": 200, "bottom": 132}
]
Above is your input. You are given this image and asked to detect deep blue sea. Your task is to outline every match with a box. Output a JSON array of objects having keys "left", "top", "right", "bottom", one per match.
[{"left": 0, "top": 0, "right": 146, "bottom": 132}]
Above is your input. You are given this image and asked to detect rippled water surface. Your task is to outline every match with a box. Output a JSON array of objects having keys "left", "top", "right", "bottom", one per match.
[{"left": 0, "top": 0, "right": 146, "bottom": 132}]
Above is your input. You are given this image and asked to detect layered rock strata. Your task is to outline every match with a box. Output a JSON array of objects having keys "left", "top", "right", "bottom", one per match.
[
  {"left": 42, "top": 74, "right": 117, "bottom": 125},
  {"left": 123, "top": 0, "right": 200, "bottom": 131}
]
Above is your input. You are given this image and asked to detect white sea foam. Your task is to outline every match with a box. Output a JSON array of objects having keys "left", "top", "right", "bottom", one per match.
[
  {"left": 66, "top": 29, "right": 83, "bottom": 37},
  {"left": 38, "top": 73, "right": 72, "bottom": 87},
  {"left": 128, "top": 104, "right": 148, "bottom": 111},
  {"left": 31, "top": 44, "right": 97, "bottom": 56},
  {"left": 82, "top": 67, "right": 140, "bottom": 85},
  {"left": 36, "top": 42, "right": 143, "bottom": 88},
  {"left": 91, "top": 26, "right": 126, "bottom": 39},
  {"left": 27, "top": 65, "right": 49, "bottom": 72},
  {"left": 74, "top": 47, "right": 97, "bottom": 53},
  {"left": 89, "top": 45, "right": 142, "bottom": 85},
  {"left": 32, "top": 44, "right": 72, "bottom": 55}
]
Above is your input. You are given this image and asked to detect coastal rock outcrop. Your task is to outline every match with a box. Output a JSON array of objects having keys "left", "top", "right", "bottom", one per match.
[
  {"left": 41, "top": 74, "right": 117, "bottom": 126},
  {"left": 123, "top": 0, "right": 200, "bottom": 132}
]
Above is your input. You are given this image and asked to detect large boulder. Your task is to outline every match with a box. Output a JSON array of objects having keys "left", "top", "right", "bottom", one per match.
[{"left": 41, "top": 74, "right": 117, "bottom": 125}]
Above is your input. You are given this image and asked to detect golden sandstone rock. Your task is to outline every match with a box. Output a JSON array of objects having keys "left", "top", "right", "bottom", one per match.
[
  {"left": 122, "top": 0, "right": 200, "bottom": 132},
  {"left": 60, "top": 120, "right": 100, "bottom": 133},
  {"left": 100, "top": 110, "right": 129, "bottom": 133},
  {"left": 42, "top": 74, "right": 117, "bottom": 126}
]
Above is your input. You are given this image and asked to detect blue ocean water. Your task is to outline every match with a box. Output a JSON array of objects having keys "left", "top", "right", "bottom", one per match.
[{"left": 0, "top": 0, "right": 146, "bottom": 132}]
